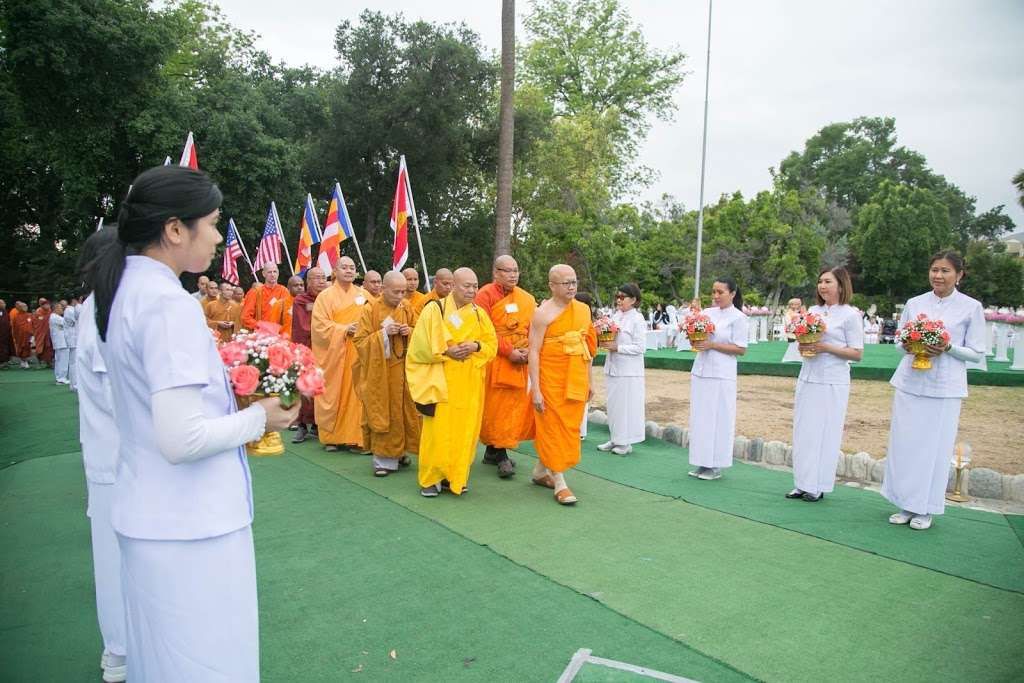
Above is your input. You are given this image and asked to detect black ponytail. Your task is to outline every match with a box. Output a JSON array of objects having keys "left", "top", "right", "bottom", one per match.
[
  {"left": 92, "top": 166, "right": 222, "bottom": 341},
  {"left": 715, "top": 277, "right": 743, "bottom": 310},
  {"left": 77, "top": 223, "right": 119, "bottom": 297}
]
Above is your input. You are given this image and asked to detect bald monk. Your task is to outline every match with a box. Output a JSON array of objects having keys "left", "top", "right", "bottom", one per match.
[
  {"left": 406, "top": 267, "right": 497, "bottom": 497},
  {"left": 280, "top": 275, "right": 304, "bottom": 339},
  {"left": 205, "top": 282, "right": 242, "bottom": 343},
  {"left": 291, "top": 267, "right": 328, "bottom": 443},
  {"left": 232, "top": 286, "right": 244, "bottom": 304},
  {"left": 11, "top": 302, "right": 32, "bottom": 368},
  {"left": 33, "top": 299, "right": 54, "bottom": 367},
  {"left": 475, "top": 255, "right": 537, "bottom": 478},
  {"left": 242, "top": 262, "right": 290, "bottom": 330},
  {"left": 362, "top": 270, "right": 383, "bottom": 303},
  {"left": 353, "top": 271, "right": 420, "bottom": 476},
  {"left": 0, "top": 299, "right": 10, "bottom": 366},
  {"left": 420, "top": 268, "right": 454, "bottom": 312},
  {"left": 528, "top": 265, "right": 597, "bottom": 505},
  {"left": 192, "top": 274, "right": 210, "bottom": 301},
  {"left": 403, "top": 267, "right": 428, "bottom": 313},
  {"left": 312, "top": 256, "right": 369, "bottom": 452}
]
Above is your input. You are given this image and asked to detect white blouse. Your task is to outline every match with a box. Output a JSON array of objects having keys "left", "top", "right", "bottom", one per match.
[
  {"left": 787, "top": 304, "right": 864, "bottom": 385},
  {"left": 890, "top": 289, "right": 986, "bottom": 399},
  {"left": 76, "top": 295, "right": 119, "bottom": 484},
  {"left": 604, "top": 308, "right": 646, "bottom": 377},
  {"left": 691, "top": 306, "right": 748, "bottom": 380}
]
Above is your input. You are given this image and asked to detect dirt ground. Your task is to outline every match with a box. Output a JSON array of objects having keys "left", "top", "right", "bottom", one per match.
[{"left": 590, "top": 369, "right": 1024, "bottom": 475}]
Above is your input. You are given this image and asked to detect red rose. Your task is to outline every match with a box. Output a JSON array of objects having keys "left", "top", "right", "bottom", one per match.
[
  {"left": 230, "top": 364, "right": 261, "bottom": 396},
  {"left": 909, "top": 331, "right": 922, "bottom": 341},
  {"left": 267, "top": 344, "right": 293, "bottom": 375}
]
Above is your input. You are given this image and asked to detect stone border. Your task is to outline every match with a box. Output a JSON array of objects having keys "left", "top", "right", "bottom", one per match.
[{"left": 587, "top": 410, "right": 1024, "bottom": 504}]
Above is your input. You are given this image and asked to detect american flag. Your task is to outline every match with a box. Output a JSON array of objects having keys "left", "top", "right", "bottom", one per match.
[
  {"left": 221, "top": 219, "right": 243, "bottom": 285},
  {"left": 253, "top": 204, "right": 282, "bottom": 270}
]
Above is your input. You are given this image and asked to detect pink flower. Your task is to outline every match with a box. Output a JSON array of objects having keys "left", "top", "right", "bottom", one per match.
[
  {"left": 219, "top": 342, "right": 248, "bottom": 366},
  {"left": 296, "top": 367, "right": 325, "bottom": 397},
  {"left": 255, "top": 321, "right": 282, "bottom": 336},
  {"left": 291, "top": 343, "right": 315, "bottom": 368},
  {"left": 230, "top": 364, "right": 261, "bottom": 396},
  {"left": 909, "top": 330, "right": 922, "bottom": 341},
  {"left": 267, "top": 344, "right": 293, "bottom": 375}
]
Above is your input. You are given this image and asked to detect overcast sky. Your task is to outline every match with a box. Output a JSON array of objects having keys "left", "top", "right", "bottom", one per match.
[{"left": 211, "top": 0, "right": 1024, "bottom": 229}]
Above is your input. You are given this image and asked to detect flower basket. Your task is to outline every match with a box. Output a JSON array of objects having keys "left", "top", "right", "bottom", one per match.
[
  {"left": 687, "top": 330, "right": 709, "bottom": 343},
  {"left": 786, "top": 311, "right": 827, "bottom": 357},
  {"left": 594, "top": 315, "right": 619, "bottom": 348},
  {"left": 896, "top": 314, "right": 950, "bottom": 371},
  {"left": 236, "top": 393, "right": 285, "bottom": 456},
  {"left": 905, "top": 341, "right": 932, "bottom": 370},
  {"left": 683, "top": 311, "right": 714, "bottom": 351},
  {"left": 597, "top": 330, "right": 616, "bottom": 343},
  {"left": 796, "top": 331, "right": 823, "bottom": 357}
]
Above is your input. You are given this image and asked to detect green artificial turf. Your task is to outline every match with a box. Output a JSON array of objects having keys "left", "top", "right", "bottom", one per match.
[{"left": 0, "top": 369, "right": 82, "bottom": 467}]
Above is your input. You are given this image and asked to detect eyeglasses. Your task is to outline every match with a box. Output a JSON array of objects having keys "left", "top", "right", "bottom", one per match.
[
  {"left": 550, "top": 280, "right": 578, "bottom": 287},
  {"left": 496, "top": 267, "right": 519, "bottom": 273},
  {"left": 615, "top": 294, "right": 630, "bottom": 300}
]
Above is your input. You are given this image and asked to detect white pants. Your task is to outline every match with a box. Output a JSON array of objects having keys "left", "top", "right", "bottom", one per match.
[
  {"left": 580, "top": 402, "right": 589, "bottom": 438},
  {"left": 87, "top": 481, "right": 126, "bottom": 657},
  {"left": 68, "top": 347, "right": 77, "bottom": 389},
  {"left": 606, "top": 375, "right": 645, "bottom": 445},
  {"left": 791, "top": 380, "right": 850, "bottom": 495},
  {"left": 881, "top": 390, "right": 961, "bottom": 515},
  {"left": 119, "top": 526, "right": 259, "bottom": 682},
  {"left": 54, "top": 347, "right": 70, "bottom": 382},
  {"left": 688, "top": 375, "right": 736, "bottom": 468},
  {"left": 373, "top": 454, "right": 400, "bottom": 471}
]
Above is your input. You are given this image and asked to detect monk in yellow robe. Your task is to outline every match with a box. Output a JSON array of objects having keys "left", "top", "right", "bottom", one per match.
[
  {"left": 475, "top": 255, "right": 536, "bottom": 478},
  {"left": 362, "top": 270, "right": 383, "bottom": 304},
  {"left": 528, "top": 264, "right": 597, "bottom": 505},
  {"left": 205, "top": 282, "right": 242, "bottom": 343},
  {"left": 312, "top": 256, "right": 369, "bottom": 451},
  {"left": 353, "top": 271, "right": 420, "bottom": 476},
  {"left": 242, "top": 262, "right": 290, "bottom": 330},
  {"left": 280, "top": 275, "right": 304, "bottom": 339},
  {"left": 403, "top": 267, "right": 428, "bottom": 314},
  {"left": 406, "top": 267, "right": 497, "bottom": 497}
]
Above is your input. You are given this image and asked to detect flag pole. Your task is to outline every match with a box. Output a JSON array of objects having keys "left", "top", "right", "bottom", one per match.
[
  {"left": 401, "top": 156, "right": 431, "bottom": 292},
  {"left": 336, "top": 183, "right": 367, "bottom": 274},
  {"left": 693, "top": 0, "right": 713, "bottom": 300},
  {"left": 271, "top": 201, "right": 295, "bottom": 276},
  {"left": 306, "top": 193, "right": 322, "bottom": 240},
  {"left": 231, "top": 218, "right": 259, "bottom": 280}
]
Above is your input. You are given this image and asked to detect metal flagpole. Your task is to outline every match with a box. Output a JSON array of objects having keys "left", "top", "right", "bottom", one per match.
[
  {"left": 693, "top": 0, "right": 713, "bottom": 300},
  {"left": 231, "top": 218, "right": 259, "bottom": 280},
  {"left": 271, "top": 201, "right": 295, "bottom": 276},
  {"left": 306, "top": 193, "right": 322, "bottom": 240},
  {"left": 336, "top": 183, "right": 367, "bottom": 274},
  {"left": 401, "top": 156, "right": 431, "bottom": 292}
]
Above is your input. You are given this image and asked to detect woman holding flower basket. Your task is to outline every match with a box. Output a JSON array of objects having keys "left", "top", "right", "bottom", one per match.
[
  {"left": 597, "top": 283, "right": 647, "bottom": 455},
  {"left": 89, "top": 166, "right": 299, "bottom": 680},
  {"left": 784, "top": 267, "right": 864, "bottom": 502},
  {"left": 687, "top": 278, "right": 748, "bottom": 480},
  {"left": 882, "top": 251, "right": 985, "bottom": 530}
]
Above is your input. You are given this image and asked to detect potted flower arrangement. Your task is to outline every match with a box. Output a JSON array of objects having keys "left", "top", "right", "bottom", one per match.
[
  {"left": 786, "top": 311, "right": 827, "bottom": 357},
  {"left": 683, "top": 311, "right": 715, "bottom": 350},
  {"left": 594, "top": 315, "right": 620, "bottom": 344},
  {"left": 896, "top": 313, "right": 950, "bottom": 370},
  {"left": 218, "top": 322, "right": 325, "bottom": 455}
]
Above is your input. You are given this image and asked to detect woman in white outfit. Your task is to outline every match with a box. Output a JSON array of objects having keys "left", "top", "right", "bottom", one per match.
[
  {"left": 90, "top": 166, "right": 297, "bottom": 681},
  {"left": 49, "top": 301, "right": 70, "bottom": 384},
  {"left": 597, "top": 283, "right": 647, "bottom": 455},
  {"left": 785, "top": 267, "right": 863, "bottom": 502},
  {"left": 882, "top": 251, "right": 985, "bottom": 531},
  {"left": 688, "top": 278, "right": 748, "bottom": 480}
]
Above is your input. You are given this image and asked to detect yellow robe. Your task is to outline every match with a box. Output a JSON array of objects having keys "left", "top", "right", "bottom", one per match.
[
  {"left": 353, "top": 299, "right": 420, "bottom": 458},
  {"left": 534, "top": 300, "right": 597, "bottom": 473},
  {"left": 204, "top": 299, "right": 242, "bottom": 343},
  {"left": 312, "top": 282, "right": 369, "bottom": 447},
  {"left": 406, "top": 295, "right": 497, "bottom": 493},
  {"left": 407, "top": 290, "right": 429, "bottom": 317}
]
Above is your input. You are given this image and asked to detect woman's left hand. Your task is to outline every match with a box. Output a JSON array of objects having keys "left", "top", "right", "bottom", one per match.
[
  {"left": 924, "top": 343, "right": 947, "bottom": 357},
  {"left": 692, "top": 339, "right": 713, "bottom": 352},
  {"left": 600, "top": 341, "right": 618, "bottom": 352},
  {"left": 797, "top": 341, "right": 819, "bottom": 354}
]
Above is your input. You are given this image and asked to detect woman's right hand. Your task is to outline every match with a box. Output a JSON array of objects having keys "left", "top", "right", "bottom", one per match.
[{"left": 258, "top": 397, "right": 301, "bottom": 432}]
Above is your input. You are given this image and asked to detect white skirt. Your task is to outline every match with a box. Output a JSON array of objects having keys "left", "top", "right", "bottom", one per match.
[
  {"left": 88, "top": 481, "right": 126, "bottom": 657},
  {"left": 791, "top": 380, "right": 850, "bottom": 495},
  {"left": 119, "top": 526, "right": 260, "bottom": 682},
  {"left": 688, "top": 375, "right": 736, "bottom": 468},
  {"left": 606, "top": 375, "right": 646, "bottom": 445},
  {"left": 881, "top": 389, "right": 961, "bottom": 515}
]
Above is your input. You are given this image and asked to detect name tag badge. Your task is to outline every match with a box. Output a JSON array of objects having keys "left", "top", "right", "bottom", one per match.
[
  {"left": 505, "top": 303, "right": 519, "bottom": 313},
  {"left": 306, "top": 303, "right": 314, "bottom": 312},
  {"left": 448, "top": 312, "right": 464, "bottom": 329},
  {"left": 355, "top": 296, "right": 366, "bottom": 306},
  {"left": 268, "top": 297, "right": 277, "bottom": 306}
]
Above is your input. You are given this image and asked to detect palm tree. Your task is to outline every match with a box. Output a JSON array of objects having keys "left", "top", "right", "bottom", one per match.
[
  {"left": 493, "top": 0, "right": 515, "bottom": 257},
  {"left": 1013, "top": 169, "right": 1024, "bottom": 210}
]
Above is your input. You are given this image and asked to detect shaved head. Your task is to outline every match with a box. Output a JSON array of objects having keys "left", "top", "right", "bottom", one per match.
[
  {"left": 382, "top": 271, "right": 407, "bottom": 307},
  {"left": 451, "top": 267, "right": 479, "bottom": 307},
  {"left": 305, "top": 267, "right": 327, "bottom": 296},
  {"left": 432, "top": 268, "right": 454, "bottom": 298},
  {"left": 547, "top": 264, "right": 578, "bottom": 304},
  {"left": 493, "top": 255, "right": 520, "bottom": 290},
  {"left": 260, "top": 262, "right": 279, "bottom": 286},
  {"left": 363, "top": 269, "right": 383, "bottom": 296},
  {"left": 287, "top": 275, "right": 305, "bottom": 297},
  {"left": 402, "top": 267, "right": 420, "bottom": 296},
  {"left": 334, "top": 256, "right": 357, "bottom": 285}
]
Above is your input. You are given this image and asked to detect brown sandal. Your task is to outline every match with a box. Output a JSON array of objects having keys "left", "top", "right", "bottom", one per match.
[
  {"left": 531, "top": 474, "right": 555, "bottom": 489},
  {"left": 554, "top": 488, "right": 577, "bottom": 505}
]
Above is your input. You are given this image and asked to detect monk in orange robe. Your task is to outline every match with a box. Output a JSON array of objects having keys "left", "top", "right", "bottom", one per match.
[
  {"left": 312, "top": 256, "right": 369, "bottom": 451},
  {"left": 403, "top": 267, "right": 428, "bottom": 314},
  {"left": 475, "top": 255, "right": 536, "bottom": 478},
  {"left": 33, "top": 299, "right": 54, "bottom": 366},
  {"left": 0, "top": 299, "right": 11, "bottom": 365},
  {"left": 353, "top": 271, "right": 420, "bottom": 475},
  {"left": 205, "top": 282, "right": 242, "bottom": 343},
  {"left": 528, "top": 264, "right": 597, "bottom": 505},
  {"left": 242, "top": 262, "right": 290, "bottom": 331},
  {"left": 280, "top": 275, "right": 304, "bottom": 339},
  {"left": 362, "top": 270, "right": 383, "bottom": 304},
  {"left": 11, "top": 302, "right": 33, "bottom": 368}
]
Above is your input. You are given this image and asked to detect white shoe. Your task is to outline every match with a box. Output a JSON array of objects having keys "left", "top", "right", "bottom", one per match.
[
  {"left": 611, "top": 444, "right": 632, "bottom": 455},
  {"left": 889, "top": 510, "right": 914, "bottom": 525},
  {"left": 596, "top": 441, "right": 614, "bottom": 452},
  {"left": 909, "top": 514, "right": 933, "bottom": 530},
  {"left": 697, "top": 467, "right": 721, "bottom": 480},
  {"left": 102, "top": 653, "right": 127, "bottom": 682}
]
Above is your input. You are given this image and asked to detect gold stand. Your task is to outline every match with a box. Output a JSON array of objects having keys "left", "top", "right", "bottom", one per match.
[
  {"left": 247, "top": 430, "right": 284, "bottom": 457},
  {"left": 945, "top": 443, "right": 969, "bottom": 502}
]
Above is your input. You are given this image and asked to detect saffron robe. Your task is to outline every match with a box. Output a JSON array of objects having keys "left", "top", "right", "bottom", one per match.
[
  {"left": 241, "top": 283, "right": 289, "bottom": 331},
  {"left": 476, "top": 283, "right": 537, "bottom": 448},
  {"left": 280, "top": 295, "right": 295, "bottom": 339},
  {"left": 11, "top": 309, "right": 32, "bottom": 359},
  {"left": 533, "top": 300, "right": 597, "bottom": 473},
  {"left": 204, "top": 299, "right": 242, "bottom": 344},
  {"left": 0, "top": 308, "right": 10, "bottom": 363},
  {"left": 406, "top": 295, "right": 497, "bottom": 493},
  {"left": 407, "top": 290, "right": 429, "bottom": 317},
  {"left": 312, "top": 282, "right": 368, "bottom": 446},
  {"left": 353, "top": 298, "right": 420, "bottom": 458},
  {"left": 33, "top": 308, "right": 53, "bottom": 365}
]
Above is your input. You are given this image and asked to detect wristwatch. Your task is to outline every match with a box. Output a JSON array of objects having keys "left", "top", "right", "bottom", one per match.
[{"left": 474, "top": 341, "right": 482, "bottom": 352}]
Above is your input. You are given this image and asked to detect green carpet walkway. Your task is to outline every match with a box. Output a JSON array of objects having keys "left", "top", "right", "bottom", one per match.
[
  {"left": 2, "top": 371, "right": 1023, "bottom": 681},
  {"left": 594, "top": 341, "right": 1024, "bottom": 387}
]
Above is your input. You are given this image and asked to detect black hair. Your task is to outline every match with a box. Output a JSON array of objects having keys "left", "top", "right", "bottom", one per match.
[
  {"left": 90, "top": 166, "right": 222, "bottom": 340},
  {"left": 77, "top": 224, "right": 118, "bottom": 295},
  {"left": 617, "top": 283, "right": 641, "bottom": 301},
  {"left": 929, "top": 250, "right": 965, "bottom": 274},
  {"left": 714, "top": 277, "right": 744, "bottom": 310}
]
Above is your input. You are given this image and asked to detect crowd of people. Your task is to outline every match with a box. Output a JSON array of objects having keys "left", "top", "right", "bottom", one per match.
[{"left": 6, "top": 164, "right": 989, "bottom": 681}]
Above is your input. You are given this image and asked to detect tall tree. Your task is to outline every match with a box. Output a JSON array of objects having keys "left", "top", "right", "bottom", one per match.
[{"left": 493, "top": 0, "right": 515, "bottom": 257}]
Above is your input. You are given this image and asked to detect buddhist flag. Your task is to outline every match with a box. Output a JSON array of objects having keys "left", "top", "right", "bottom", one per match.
[
  {"left": 389, "top": 156, "right": 413, "bottom": 271},
  {"left": 293, "top": 194, "right": 322, "bottom": 276},
  {"left": 316, "top": 184, "right": 355, "bottom": 273},
  {"left": 179, "top": 131, "right": 198, "bottom": 169}
]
